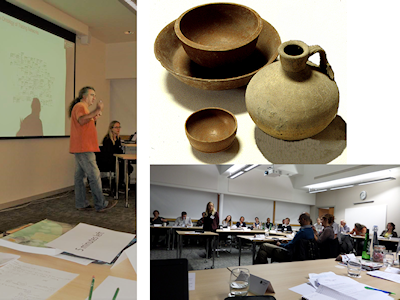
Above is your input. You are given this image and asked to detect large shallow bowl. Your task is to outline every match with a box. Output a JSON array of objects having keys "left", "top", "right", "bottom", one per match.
[
  {"left": 174, "top": 3, "right": 263, "bottom": 68},
  {"left": 185, "top": 107, "right": 237, "bottom": 153},
  {"left": 155, "top": 18, "right": 281, "bottom": 90}
]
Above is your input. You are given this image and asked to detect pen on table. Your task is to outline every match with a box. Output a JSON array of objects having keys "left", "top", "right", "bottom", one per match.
[
  {"left": 112, "top": 287, "right": 120, "bottom": 300},
  {"left": 89, "top": 276, "right": 95, "bottom": 300},
  {"left": 364, "top": 286, "right": 395, "bottom": 295}
]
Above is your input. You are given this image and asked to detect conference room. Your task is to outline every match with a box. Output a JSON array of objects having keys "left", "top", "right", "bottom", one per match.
[
  {"left": 150, "top": 164, "right": 400, "bottom": 299},
  {"left": 0, "top": 1, "right": 137, "bottom": 299}
]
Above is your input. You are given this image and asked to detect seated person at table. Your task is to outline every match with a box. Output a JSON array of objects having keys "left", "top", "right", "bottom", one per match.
[
  {"left": 314, "top": 214, "right": 334, "bottom": 243},
  {"left": 349, "top": 223, "right": 367, "bottom": 236},
  {"left": 380, "top": 222, "right": 398, "bottom": 252},
  {"left": 151, "top": 210, "right": 168, "bottom": 225},
  {"left": 277, "top": 219, "right": 285, "bottom": 231},
  {"left": 99, "top": 121, "right": 133, "bottom": 192},
  {"left": 314, "top": 217, "right": 323, "bottom": 233},
  {"left": 253, "top": 217, "right": 261, "bottom": 229},
  {"left": 265, "top": 217, "right": 272, "bottom": 230},
  {"left": 196, "top": 212, "right": 206, "bottom": 226},
  {"left": 151, "top": 210, "right": 168, "bottom": 248},
  {"left": 174, "top": 211, "right": 193, "bottom": 227},
  {"left": 236, "top": 216, "right": 246, "bottom": 227},
  {"left": 222, "top": 215, "right": 233, "bottom": 227},
  {"left": 281, "top": 218, "right": 292, "bottom": 232},
  {"left": 254, "top": 213, "right": 314, "bottom": 264},
  {"left": 340, "top": 219, "right": 350, "bottom": 233},
  {"left": 203, "top": 202, "right": 220, "bottom": 258},
  {"left": 331, "top": 218, "right": 340, "bottom": 238},
  {"left": 381, "top": 222, "right": 398, "bottom": 238}
]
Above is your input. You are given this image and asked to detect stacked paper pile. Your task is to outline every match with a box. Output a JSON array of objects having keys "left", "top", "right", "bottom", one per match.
[{"left": 290, "top": 272, "right": 392, "bottom": 300}]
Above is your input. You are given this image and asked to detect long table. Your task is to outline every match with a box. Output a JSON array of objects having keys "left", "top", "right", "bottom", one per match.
[
  {"left": 0, "top": 246, "right": 136, "bottom": 300},
  {"left": 237, "top": 235, "right": 293, "bottom": 265},
  {"left": 176, "top": 230, "right": 218, "bottom": 269},
  {"left": 189, "top": 259, "right": 400, "bottom": 299}
]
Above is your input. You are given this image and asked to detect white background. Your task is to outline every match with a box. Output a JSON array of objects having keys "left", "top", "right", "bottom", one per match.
[{"left": 143, "top": 0, "right": 348, "bottom": 164}]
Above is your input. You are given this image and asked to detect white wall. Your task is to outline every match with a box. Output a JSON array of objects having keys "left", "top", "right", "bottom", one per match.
[
  {"left": 223, "top": 194, "right": 274, "bottom": 224},
  {"left": 150, "top": 165, "right": 315, "bottom": 224},
  {"left": 110, "top": 78, "right": 137, "bottom": 135},
  {"left": 150, "top": 185, "right": 217, "bottom": 219},
  {"left": 313, "top": 178, "right": 400, "bottom": 232},
  {"left": 106, "top": 42, "right": 136, "bottom": 79}
]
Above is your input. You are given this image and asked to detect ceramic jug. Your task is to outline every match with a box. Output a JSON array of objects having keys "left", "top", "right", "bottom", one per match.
[{"left": 245, "top": 40, "right": 339, "bottom": 140}]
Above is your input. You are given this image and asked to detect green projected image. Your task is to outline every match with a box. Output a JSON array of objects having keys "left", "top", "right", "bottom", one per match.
[{"left": 0, "top": 11, "right": 74, "bottom": 137}]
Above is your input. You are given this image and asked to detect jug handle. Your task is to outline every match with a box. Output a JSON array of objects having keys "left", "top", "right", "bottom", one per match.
[{"left": 308, "top": 45, "right": 335, "bottom": 81}]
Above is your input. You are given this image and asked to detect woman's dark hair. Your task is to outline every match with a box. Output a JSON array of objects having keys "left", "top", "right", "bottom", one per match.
[
  {"left": 388, "top": 222, "right": 395, "bottom": 230},
  {"left": 322, "top": 214, "right": 334, "bottom": 225},
  {"left": 68, "top": 86, "right": 95, "bottom": 118},
  {"left": 153, "top": 210, "right": 159, "bottom": 216}
]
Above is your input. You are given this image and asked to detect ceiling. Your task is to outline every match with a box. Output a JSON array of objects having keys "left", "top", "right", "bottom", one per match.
[
  {"left": 43, "top": 0, "right": 136, "bottom": 43},
  {"left": 220, "top": 164, "right": 400, "bottom": 192}
]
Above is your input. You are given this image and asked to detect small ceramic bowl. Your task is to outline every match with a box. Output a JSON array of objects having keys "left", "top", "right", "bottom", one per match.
[
  {"left": 174, "top": 3, "right": 263, "bottom": 68},
  {"left": 185, "top": 107, "right": 237, "bottom": 153}
]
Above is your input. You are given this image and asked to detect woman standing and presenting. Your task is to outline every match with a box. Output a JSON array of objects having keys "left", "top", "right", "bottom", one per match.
[{"left": 203, "top": 202, "right": 220, "bottom": 259}]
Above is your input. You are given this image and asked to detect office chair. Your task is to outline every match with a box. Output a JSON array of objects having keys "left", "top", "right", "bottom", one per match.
[{"left": 95, "top": 146, "right": 115, "bottom": 197}]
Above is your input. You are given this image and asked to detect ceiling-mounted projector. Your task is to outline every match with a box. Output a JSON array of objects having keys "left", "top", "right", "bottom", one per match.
[{"left": 264, "top": 167, "right": 281, "bottom": 177}]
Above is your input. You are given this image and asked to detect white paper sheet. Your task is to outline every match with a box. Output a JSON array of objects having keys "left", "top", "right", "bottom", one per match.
[
  {"left": 85, "top": 276, "right": 136, "bottom": 300},
  {"left": 189, "top": 273, "right": 195, "bottom": 290},
  {"left": 0, "top": 238, "right": 62, "bottom": 256},
  {"left": 111, "top": 243, "right": 137, "bottom": 272},
  {"left": 385, "top": 266, "right": 400, "bottom": 274},
  {"left": 289, "top": 283, "right": 316, "bottom": 295},
  {"left": 293, "top": 272, "right": 393, "bottom": 300},
  {"left": 0, "top": 252, "right": 20, "bottom": 267},
  {"left": 367, "top": 270, "right": 400, "bottom": 283},
  {"left": 0, "top": 260, "right": 78, "bottom": 300},
  {"left": 46, "top": 223, "right": 135, "bottom": 263},
  {"left": 54, "top": 253, "right": 94, "bottom": 265}
]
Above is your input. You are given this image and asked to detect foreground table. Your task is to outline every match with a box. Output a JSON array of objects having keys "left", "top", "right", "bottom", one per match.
[
  {"left": 0, "top": 246, "right": 136, "bottom": 300},
  {"left": 189, "top": 268, "right": 231, "bottom": 300},
  {"left": 226, "top": 259, "right": 400, "bottom": 299}
]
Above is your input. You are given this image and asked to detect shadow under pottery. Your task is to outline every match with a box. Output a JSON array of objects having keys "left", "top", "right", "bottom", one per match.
[
  {"left": 254, "top": 115, "right": 346, "bottom": 164},
  {"left": 191, "top": 137, "right": 240, "bottom": 164}
]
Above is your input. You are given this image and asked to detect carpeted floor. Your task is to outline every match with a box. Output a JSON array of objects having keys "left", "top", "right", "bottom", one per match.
[
  {"left": 150, "top": 239, "right": 258, "bottom": 270},
  {"left": 0, "top": 184, "right": 136, "bottom": 234}
]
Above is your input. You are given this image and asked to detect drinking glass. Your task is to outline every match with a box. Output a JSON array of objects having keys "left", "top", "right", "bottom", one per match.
[
  {"left": 229, "top": 268, "right": 250, "bottom": 297},
  {"left": 383, "top": 252, "right": 394, "bottom": 267},
  {"left": 347, "top": 258, "right": 362, "bottom": 278}
]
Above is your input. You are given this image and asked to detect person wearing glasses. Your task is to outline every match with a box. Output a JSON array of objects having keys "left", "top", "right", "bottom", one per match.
[{"left": 100, "top": 120, "right": 133, "bottom": 193}]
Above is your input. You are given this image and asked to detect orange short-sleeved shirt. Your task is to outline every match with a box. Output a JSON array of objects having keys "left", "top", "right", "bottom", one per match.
[{"left": 69, "top": 102, "right": 100, "bottom": 153}]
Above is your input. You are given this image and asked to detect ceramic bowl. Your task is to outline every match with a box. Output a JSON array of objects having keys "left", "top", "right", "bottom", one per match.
[
  {"left": 174, "top": 3, "right": 263, "bottom": 68},
  {"left": 185, "top": 107, "right": 237, "bottom": 153},
  {"left": 154, "top": 18, "right": 281, "bottom": 90}
]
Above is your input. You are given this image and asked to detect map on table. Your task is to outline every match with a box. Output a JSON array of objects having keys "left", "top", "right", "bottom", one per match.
[{"left": 2, "top": 219, "right": 74, "bottom": 248}]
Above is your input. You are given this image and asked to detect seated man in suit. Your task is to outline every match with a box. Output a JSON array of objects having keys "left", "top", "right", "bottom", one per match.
[{"left": 254, "top": 213, "right": 314, "bottom": 264}]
